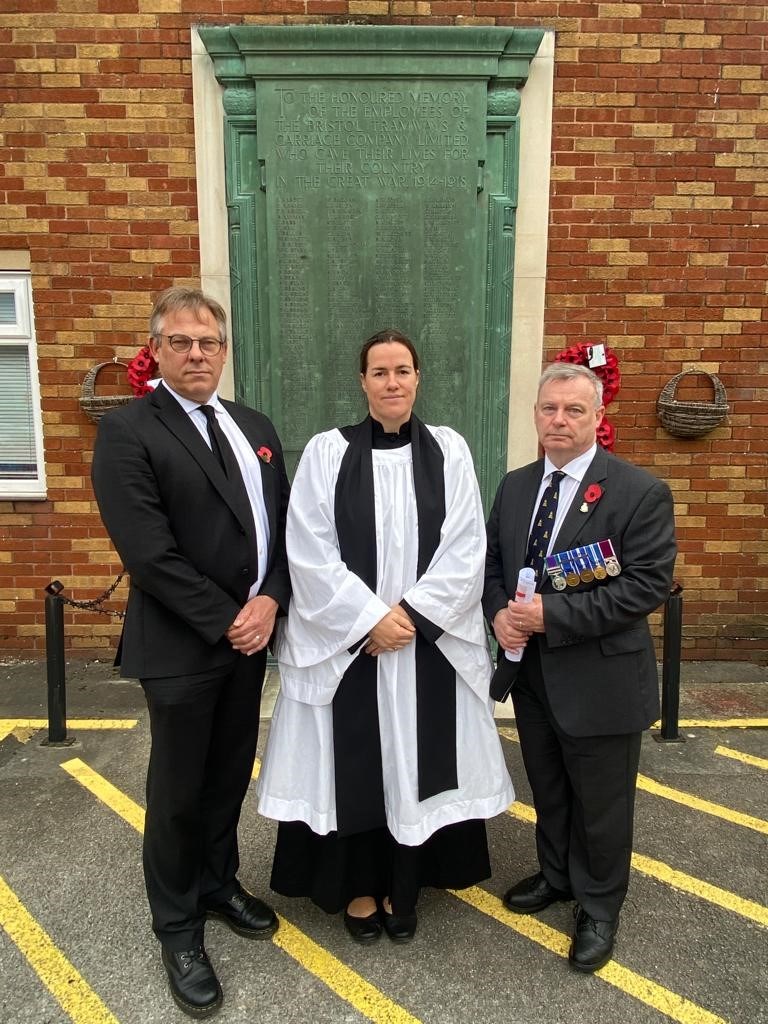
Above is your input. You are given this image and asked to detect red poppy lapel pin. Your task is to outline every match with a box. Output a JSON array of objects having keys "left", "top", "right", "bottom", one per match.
[
  {"left": 580, "top": 483, "right": 603, "bottom": 513},
  {"left": 257, "top": 446, "right": 273, "bottom": 465}
]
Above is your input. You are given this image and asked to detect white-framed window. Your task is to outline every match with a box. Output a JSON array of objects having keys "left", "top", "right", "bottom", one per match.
[{"left": 0, "top": 272, "right": 47, "bottom": 499}]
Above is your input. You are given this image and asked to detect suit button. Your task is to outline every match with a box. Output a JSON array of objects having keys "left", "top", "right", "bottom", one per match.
[{"left": 240, "top": 568, "right": 249, "bottom": 576}]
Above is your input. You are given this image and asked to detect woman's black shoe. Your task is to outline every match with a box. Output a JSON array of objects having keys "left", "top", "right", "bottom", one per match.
[
  {"left": 343, "top": 909, "right": 382, "bottom": 945},
  {"left": 382, "top": 907, "right": 417, "bottom": 943}
]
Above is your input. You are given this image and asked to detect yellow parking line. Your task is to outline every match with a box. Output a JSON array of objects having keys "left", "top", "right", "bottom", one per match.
[
  {"left": 714, "top": 745, "right": 768, "bottom": 771},
  {"left": 506, "top": 801, "right": 768, "bottom": 929},
  {"left": 0, "top": 719, "right": 138, "bottom": 745},
  {"left": 453, "top": 886, "right": 726, "bottom": 1024},
  {"left": 636, "top": 774, "right": 768, "bottom": 835},
  {"left": 0, "top": 719, "right": 138, "bottom": 732},
  {"left": 629, "top": 852, "right": 768, "bottom": 928},
  {"left": 656, "top": 719, "right": 768, "bottom": 729},
  {"left": 0, "top": 874, "right": 119, "bottom": 1024},
  {"left": 61, "top": 759, "right": 146, "bottom": 832},
  {"left": 61, "top": 758, "right": 422, "bottom": 1024},
  {"left": 504, "top": 719, "right": 768, "bottom": 730},
  {"left": 508, "top": 802, "right": 536, "bottom": 825},
  {"left": 274, "top": 917, "right": 421, "bottom": 1023}
]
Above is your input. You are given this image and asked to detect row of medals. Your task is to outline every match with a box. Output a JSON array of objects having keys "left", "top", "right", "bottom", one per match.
[{"left": 545, "top": 540, "right": 622, "bottom": 591}]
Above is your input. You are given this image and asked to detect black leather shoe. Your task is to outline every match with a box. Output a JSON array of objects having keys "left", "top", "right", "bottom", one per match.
[
  {"left": 502, "top": 871, "right": 573, "bottom": 914},
  {"left": 343, "top": 909, "right": 382, "bottom": 945},
  {"left": 206, "top": 886, "right": 278, "bottom": 940},
  {"left": 161, "top": 945, "right": 223, "bottom": 1018},
  {"left": 382, "top": 907, "right": 417, "bottom": 943},
  {"left": 568, "top": 906, "right": 618, "bottom": 973}
]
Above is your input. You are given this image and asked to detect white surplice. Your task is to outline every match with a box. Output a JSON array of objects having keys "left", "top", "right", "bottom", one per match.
[{"left": 257, "top": 424, "right": 514, "bottom": 846}]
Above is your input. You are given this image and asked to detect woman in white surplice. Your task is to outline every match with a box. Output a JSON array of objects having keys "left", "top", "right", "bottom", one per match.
[{"left": 257, "top": 330, "right": 514, "bottom": 944}]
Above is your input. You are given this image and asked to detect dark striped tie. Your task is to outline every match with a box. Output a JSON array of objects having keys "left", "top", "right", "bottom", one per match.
[{"left": 526, "top": 470, "right": 565, "bottom": 586}]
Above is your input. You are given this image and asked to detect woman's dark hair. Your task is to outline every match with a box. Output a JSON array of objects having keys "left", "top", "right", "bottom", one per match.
[{"left": 359, "top": 329, "right": 420, "bottom": 374}]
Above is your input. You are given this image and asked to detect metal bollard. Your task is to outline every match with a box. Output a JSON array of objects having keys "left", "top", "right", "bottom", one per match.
[
  {"left": 42, "top": 581, "right": 74, "bottom": 747},
  {"left": 655, "top": 581, "right": 684, "bottom": 744}
]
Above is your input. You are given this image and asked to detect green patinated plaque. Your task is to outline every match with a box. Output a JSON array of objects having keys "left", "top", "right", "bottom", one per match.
[
  {"left": 199, "top": 26, "right": 544, "bottom": 505},
  {"left": 262, "top": 80, "right": 483, "bottom": 445}
]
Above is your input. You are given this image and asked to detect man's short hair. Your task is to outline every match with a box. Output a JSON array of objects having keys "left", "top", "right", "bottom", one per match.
[
  {"left": 538, "top": 362, "right": 603, "bottom": 408},
  {"left": 149, "top": 286, "right": 228, "bottom": 345}
]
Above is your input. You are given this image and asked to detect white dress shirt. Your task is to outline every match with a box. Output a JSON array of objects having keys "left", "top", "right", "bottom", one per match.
[
  {"left": 528, "top": 444, "right": 598, "bottom": 557},
  {"left": 160, "top": 382, "right": 270, "bottom": 597}
]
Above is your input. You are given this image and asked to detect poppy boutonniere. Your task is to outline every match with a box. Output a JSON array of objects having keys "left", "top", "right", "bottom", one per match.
[
  {"left": 579, "top": 483, "right": 603, "bottom": 513},
  {"left": 257, "top": 446, "right": 273, "bottom": 465}
]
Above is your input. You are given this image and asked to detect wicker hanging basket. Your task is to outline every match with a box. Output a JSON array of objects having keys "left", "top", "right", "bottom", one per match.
[
  {"left": 656, "top": 369, "right": 728, "bottom": 439},
  {"left": 79, "top": 360, "right": 134, "bottom": 424}
]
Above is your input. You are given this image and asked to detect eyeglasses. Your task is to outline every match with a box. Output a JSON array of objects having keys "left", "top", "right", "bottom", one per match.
[{"left": 154, "top": 334, "right": 225, "bottom": 355}]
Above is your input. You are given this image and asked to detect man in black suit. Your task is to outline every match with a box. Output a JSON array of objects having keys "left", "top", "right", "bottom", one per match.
[
  {"left": 484, "top": 362, "right": 675, "bottom": 972},
  {"left": 92, "top": 287, "right": 290, "bottom": 1017}
]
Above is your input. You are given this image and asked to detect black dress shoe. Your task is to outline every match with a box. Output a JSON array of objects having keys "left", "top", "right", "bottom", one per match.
[
  {"left": 382, "top": 907, "right": 417, "bottom": 943},
  {"left": 161, "top": 945, "right": 223, "bottom": 1018},
  {"left": 502, "top": 871, "right": 573, "bottom": 914},
  {"left": 206, "top": 886, "right": 278, "bottom": 940},
  {"left": 343, "top": 909, "right": 382, "bottom": 945},
  {"left": 568, "top": 906, "right": 618, "bottom": 973}
]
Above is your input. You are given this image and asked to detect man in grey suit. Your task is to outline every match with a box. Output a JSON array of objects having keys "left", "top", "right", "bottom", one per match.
[
  {"left": 484, "top": 362, "right": 676, "bottom": 972},
  {"left": 92, "top": 287, "right": 290, "bottom": 1017}
]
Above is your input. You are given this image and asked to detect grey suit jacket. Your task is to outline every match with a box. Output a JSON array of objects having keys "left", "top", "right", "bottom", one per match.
[
  {"left": 91, "top": 382, "right": 291, "bottom": 679},
  {"left": 483, "top": 447, "right": 676, "bottom": 736}
]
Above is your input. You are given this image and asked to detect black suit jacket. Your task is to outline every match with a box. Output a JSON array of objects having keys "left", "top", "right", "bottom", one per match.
[
  {"left": 91, "top": 383, "right": 291, "bottom": 679},
  {"left": 483, "top": 447, "right": 676, "bottom": 736}
]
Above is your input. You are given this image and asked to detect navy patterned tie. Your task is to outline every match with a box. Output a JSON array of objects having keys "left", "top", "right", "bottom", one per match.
[{"left": 526, "top": 470, "right": 565, "bottom": 586}]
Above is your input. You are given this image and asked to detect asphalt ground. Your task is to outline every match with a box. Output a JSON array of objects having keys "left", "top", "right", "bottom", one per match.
[{"left": 0, "top": 658, "right": 766, "bottom": 1024}]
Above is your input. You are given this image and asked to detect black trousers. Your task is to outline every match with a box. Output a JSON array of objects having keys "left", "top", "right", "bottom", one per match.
[
  {"left": 140, "top": 650, "right": 266, "bottom": 950},
  {"left": 512, "top": 644, "right": 642, "bottom": 922}
]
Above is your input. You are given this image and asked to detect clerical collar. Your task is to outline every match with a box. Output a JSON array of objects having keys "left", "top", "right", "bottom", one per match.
[{"left": 371, "top": 417, "right": 412, "bottom": 449}]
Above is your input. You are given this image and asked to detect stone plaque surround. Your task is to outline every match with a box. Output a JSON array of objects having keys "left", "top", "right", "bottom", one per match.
[{"left": 193, "top": 26, "right": 554, "bottom": 500}]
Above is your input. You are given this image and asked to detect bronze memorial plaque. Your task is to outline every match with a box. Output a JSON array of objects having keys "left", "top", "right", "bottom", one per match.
[{"left": 261, "top": 80, "right": 484, "bottom": 448}]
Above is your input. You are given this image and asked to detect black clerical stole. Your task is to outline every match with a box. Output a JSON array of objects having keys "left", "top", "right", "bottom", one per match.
[
  {"left": 331, "top": 415, "right": 456, "bottom": 837},
  {"left": 526, "top": 470, "right": 565, "bottom": 586}
]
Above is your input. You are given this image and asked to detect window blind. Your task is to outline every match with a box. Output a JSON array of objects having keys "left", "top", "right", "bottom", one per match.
[
  {"left": 0, "top": 345, "right": 38, "bottom": 478},
  {"left": 0, "top": 290, "right": 16, "bottom": 324}
]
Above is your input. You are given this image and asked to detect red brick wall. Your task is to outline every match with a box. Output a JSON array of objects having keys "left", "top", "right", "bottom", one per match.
[{"left": 0, "top": 1, "right": 765, "bottom": 661}]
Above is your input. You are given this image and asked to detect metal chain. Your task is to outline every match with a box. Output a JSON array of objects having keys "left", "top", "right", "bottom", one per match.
[{"left": 58, "top": 572, "right": 127, "bottom": 619}]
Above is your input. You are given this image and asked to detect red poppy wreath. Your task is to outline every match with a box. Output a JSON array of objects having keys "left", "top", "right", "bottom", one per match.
[
  {"left": 554, "top": 343, "right": 621, "bottom": 451},
  {"left": 126, "top": 346, "right": 159, "bottom": 397}
]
